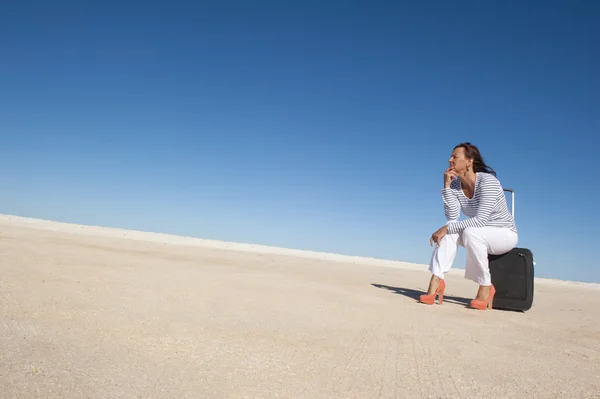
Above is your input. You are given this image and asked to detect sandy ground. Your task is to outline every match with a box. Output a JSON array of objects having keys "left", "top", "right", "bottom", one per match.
[{"left": 1, "top": 215, "right": 599, "bottom": 399}]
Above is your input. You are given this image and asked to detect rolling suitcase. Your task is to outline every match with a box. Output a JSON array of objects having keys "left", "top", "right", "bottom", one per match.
[{"left": 489, "top": 188, "right": 535, "bottom": 311}]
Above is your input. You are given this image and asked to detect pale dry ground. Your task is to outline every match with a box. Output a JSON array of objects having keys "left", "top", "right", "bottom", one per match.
[{"left": 0, "top": 215, "right": 599, "bottom": 399}]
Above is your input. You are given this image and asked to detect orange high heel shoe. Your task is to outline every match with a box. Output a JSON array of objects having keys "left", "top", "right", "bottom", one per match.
[
  {"left": 469, "top": 284, "right": 496, "bottom": 310},
  {"left": 419, "top": 279, "right": 445, "bottom": 305}
]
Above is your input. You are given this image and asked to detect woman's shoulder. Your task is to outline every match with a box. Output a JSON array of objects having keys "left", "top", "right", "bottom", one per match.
[
  {"left": 477, "top": 172, "right": 503, "bottom": 189},
  {"left": 478, "top": 172, "right": 500, "bottom": 181}
]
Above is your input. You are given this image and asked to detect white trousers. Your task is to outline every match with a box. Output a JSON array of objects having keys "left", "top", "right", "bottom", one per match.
[{"left": 429, "top": 226, "right": 518, "bottom": 286}]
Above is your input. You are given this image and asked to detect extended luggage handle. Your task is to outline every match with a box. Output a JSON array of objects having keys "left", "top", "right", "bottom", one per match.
[
  {"left": 503, "top": 188, "right": 534, "bottom": 266},
  {"left": 503, "top": 188, "right": 515, "bottom": 219}
]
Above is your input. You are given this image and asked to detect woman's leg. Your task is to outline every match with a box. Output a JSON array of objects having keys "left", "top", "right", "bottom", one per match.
[
  {"left": 424, "top": 232, "right": 462, "bottom": 295},
  {"left": 429, "top": 232, "right": 462, "bottom": 279},
  {"left": 462, "top": 226, "right": 518, "bottom": 288}
]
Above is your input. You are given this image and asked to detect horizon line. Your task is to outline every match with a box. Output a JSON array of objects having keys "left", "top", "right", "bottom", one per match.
[{"left": 1, "top": 213, "right": 598, "bottom": 289}]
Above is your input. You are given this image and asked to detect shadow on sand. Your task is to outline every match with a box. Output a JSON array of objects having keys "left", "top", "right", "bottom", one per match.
[{"left": 371, "top": 283, "right": 471, "bottom": 306}]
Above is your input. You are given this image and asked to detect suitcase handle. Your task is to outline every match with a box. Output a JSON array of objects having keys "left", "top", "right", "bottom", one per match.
[
  {"left": 503, "top": 188, "right": 534, "bottom": 266},
  {"left": 503, "top": 188, "right": 515, "bottom": 219}
]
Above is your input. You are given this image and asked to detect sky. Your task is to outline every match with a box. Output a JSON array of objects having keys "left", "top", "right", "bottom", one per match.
[{"left": 1, "top": 0, "right": 599, "bottom": 283}]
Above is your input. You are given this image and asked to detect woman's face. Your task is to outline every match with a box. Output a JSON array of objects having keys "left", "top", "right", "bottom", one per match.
[{"left": 448, "top": 147, "right": 472, "bottom": 174}]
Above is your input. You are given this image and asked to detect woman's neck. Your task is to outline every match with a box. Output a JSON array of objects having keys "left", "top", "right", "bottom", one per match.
[{"left": 460, "top": 171, "right": 477, "bottom": 189}]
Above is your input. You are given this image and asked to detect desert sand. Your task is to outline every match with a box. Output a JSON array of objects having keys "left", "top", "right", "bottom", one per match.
[{"left": 1, "top": 214, "right": 598, "bottom": 399}]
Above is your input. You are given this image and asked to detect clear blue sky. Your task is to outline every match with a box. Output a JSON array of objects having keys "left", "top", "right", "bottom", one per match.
[{"left": 1, "top": 1, "right": 599, "bottom": 283}]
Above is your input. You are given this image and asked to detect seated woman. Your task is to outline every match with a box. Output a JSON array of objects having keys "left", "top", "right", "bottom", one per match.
[{"left": 419, "top": 142, "right": 518, "bottom": 310}]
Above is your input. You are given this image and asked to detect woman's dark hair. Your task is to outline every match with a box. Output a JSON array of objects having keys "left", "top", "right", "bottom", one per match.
[{"left": 454, "top": 142, "right": 496, "bottom": 176}]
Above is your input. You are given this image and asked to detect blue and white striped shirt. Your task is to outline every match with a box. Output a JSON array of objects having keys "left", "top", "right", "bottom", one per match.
[{"left": 442, "top": 172, "right": 517, "bottom": 234}]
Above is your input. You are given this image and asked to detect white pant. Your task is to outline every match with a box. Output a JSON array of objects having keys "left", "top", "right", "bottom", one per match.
[{"left": 429, "top": 226, "right": 518, "bottom": 286}]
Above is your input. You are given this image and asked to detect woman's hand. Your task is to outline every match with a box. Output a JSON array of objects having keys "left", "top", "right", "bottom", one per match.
[
  {"left": 444, "top": 167, "right": 457, "bottom": 188},
  {"left": 430, "top": 225, "right": 449, "bottom": 246}
]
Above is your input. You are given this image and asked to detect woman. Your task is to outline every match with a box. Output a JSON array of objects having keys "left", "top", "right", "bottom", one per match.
[{"left": 419, "top": 142, "right": 518, "bottom": 310}]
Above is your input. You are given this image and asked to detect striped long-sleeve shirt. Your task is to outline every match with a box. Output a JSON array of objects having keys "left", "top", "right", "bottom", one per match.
[{"left": 442, "top": 172, "right": 517, "bottom": 234}]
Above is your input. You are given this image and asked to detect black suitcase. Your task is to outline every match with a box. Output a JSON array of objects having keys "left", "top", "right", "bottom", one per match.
[{"left": 488, "top": 189, "right": 535, "bottom": 311}]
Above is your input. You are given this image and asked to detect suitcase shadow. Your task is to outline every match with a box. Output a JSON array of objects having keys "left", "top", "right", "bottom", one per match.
[{"left": 371, "top": 283, "right": 472, "bottom": 306}]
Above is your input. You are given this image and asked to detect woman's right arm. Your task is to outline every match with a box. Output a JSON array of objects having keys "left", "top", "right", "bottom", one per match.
[
  {"left": 441, "top": 168, "right": 460, "bottom": 221},
  {"left": 442, "top": 185, "right": 460, "bottom": 221}
]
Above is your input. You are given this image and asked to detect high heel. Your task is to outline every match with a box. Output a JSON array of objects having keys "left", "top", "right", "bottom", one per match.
[
  {"left": 419, "top": 279, "right": 445, "bottom": 305},
  {"left": 469, "top": 284, "right": 496, "bottom": 310}
]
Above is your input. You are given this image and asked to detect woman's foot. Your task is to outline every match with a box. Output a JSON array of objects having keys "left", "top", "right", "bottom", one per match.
[
  {"left": 419, "top": 275, "right": 445, "bottom": 305},
  {"left": 426, "top": 275, "right": 442, "bottom": 295},
  {"left": 469, "top": 284, "right": 496, "bottom": 310},
  {"left": 474, "top": 285, "right": 492, "bottom": 301}
]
